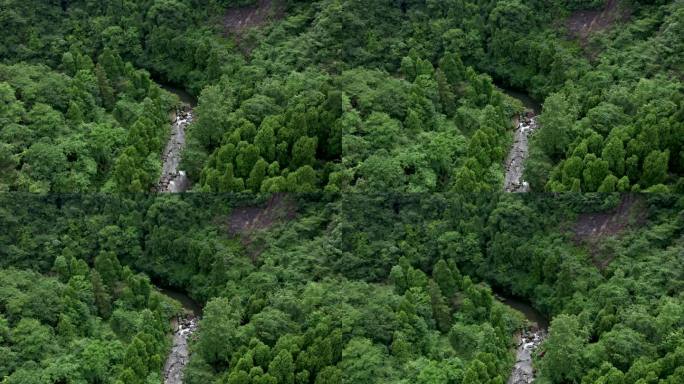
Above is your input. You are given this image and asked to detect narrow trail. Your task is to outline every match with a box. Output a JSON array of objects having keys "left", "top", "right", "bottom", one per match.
[
  {"left": 157, "top": 107, "right": 192, "bottom": 193},
  {"left": 504, "top": 113, "right": 538, "bottom": 193}
]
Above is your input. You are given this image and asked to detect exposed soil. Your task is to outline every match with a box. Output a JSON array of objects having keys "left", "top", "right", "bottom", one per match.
[
  {"left": 222, "top": 0, "right": 286, "bottom": 36},
  {"left": 566, "top": 0, "right": 630, "bottom": 50},
  {"left": 226, "top": 193, "right": 298, "bottom": 260},
  {"left": 572, "top": 194, "right": 648, "bottom": 269}
]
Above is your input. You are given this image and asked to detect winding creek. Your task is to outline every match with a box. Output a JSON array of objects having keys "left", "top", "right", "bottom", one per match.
[
  {"left": 500, "top": 296, "right": 548, "bottom": 384},
  {"left": 498, "top": 88, "right": 548, "bottom": 382},
  {"left": 157, "top": 85, "right": 200, "bottom": 383},
  {"left": 161, "top": 289, "right": 202, "bottom": 384},
  {"left": 501, "top": 88, "right": 542, "bottom": 193},
  {"left": 157, "top": 84, "right": 196, "bottom": 193}
]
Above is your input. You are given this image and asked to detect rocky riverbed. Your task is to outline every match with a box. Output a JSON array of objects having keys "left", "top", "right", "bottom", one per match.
[
  {"left": 158, "top": 108, "right": 192, "bottom": 193},
  {"left": 498, "top": 295, "right": 548, "bottom": 384},
  {"left": 504, "top": 113, "right": 538, "bottom": 193},
  {"left": 163, "top": 314, "right": 199, "bottom": 384},
  {"left": 508, "top": 326, "right": 546, "bottom": 384}
]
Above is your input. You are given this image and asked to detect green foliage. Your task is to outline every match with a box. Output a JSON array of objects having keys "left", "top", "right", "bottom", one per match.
[
  {"left": 0, "top": 265, "right": 170, "bottom": 383},
  {"left": 3, "top": 192, "right": 684, "bottom": 383},
  {"left": 1, "top": 1, "right": 683, "bottom": 383},
  {"left": 539, "top": 314, "right": 588, "bottom": 382},
  {"left": 197, "top": 298, "right": 242, "bottom": 365},
  {"left": 338, "top": 192, "right": 684, "bottom": 383},
  {"left": 0, "top": 60, "right": 174, "bottom": 192},
  {"left": 4, "top": 0, "right": 681, "bottom": 193}
]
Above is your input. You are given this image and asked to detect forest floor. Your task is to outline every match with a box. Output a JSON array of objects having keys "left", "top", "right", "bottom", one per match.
[
  {"left": 222, "top": 0, "right": 286, "bottom": 35},
  {"left": 572, "top": 194, "right": 648, "bottom": 269},
  {"left": 566, "top": 0, "right": 631, "bottom": 55}
]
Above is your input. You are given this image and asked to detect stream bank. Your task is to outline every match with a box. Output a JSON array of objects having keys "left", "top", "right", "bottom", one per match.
[{"left": 161, "top": 288, "right": 202, "bottom": 384}]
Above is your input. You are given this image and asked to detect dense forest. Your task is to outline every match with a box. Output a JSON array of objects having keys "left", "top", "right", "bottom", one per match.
[
  {"left": 2, "top": 0, "right": 682, "bottom": 192},
  {"left": 1, "top": 193, "right": 683, "bottom": 383},
  {"left": 2, "top": 0, "right": 683, "bottom": 383}
]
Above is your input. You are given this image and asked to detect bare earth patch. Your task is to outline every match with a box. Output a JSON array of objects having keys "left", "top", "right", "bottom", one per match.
[
  {"left": 572, "top": 194, "right": 648, "bottom": 269},
  {"left": 225, "top": 193, "right": 298, "bottom": 260},
  {"left": 566, "top": 0, "right": 630, "bottom": 51},
  {"left": 223, "top": 0, "right": 286, "bottom": 36}
]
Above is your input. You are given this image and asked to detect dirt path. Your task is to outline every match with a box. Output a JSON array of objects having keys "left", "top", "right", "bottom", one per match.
[
  {"left": 157, "top": 108, "right": 192, "bottom": 193},
  {"left": 504, "top": 114, "right": 538, "bottom": 192}
]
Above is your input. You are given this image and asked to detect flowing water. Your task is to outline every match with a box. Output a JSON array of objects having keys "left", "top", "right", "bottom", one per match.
[
  {"left": 153, "top": 82, "right": 547, "bottom": 383},
  {"left": 498, "top": 295, "right": 549, "bottom": 384},
  {"left": 158, "top": 109, "right": 193, "bottom": 193},
  {"left": 155, "top": 84, "right": 201, "bottom": 383},
  {"left": 161, "top": 288, "right": 201, "bottom": 384},
  {"left": 499, "top": 87, "right": 543, "bottom": 193},
  {"left": 157, "top": 85, "right": 196, "bottom": 193},
  {"left": 504, "top": 115, "right": 538, "bottom": 192}
]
